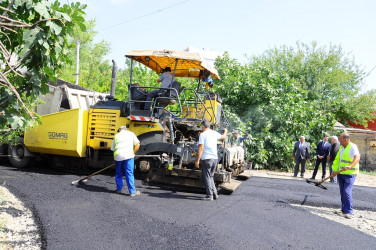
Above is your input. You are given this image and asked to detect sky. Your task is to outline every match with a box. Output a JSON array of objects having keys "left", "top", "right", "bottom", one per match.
[{"left": 76, "top": 0, "right": 376, "bottom": 91}]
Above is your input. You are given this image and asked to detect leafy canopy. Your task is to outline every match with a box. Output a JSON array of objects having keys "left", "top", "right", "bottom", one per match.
[
  {"left": 0, "top": 0, "right": 86, "bottom": 143},
  {"left": 214, "top": 42, "right": 374, "bottom": 169}
]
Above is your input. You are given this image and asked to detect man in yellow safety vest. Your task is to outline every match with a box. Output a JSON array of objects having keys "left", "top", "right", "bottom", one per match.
[
  {"left": 330, "top": 132, "right": 360, "bottom": 219},
  {"left": 111, "top": 126, "right": 141, "bottom": 196}
]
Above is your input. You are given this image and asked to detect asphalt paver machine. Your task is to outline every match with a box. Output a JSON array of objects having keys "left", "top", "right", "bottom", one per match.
[{"left": 4, "top": 49, "right": 251, "bottom": 192}]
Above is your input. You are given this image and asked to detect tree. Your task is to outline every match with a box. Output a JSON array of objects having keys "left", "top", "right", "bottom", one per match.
[
  {"left": 214, "top": 42, "right": 374, "bottom": 170},
  {"left": 0, "top": 0, "right": 86, "bottom": 143},
  {"left": 57, "top": 19, "right": 112, "bottom": 93},
  {"left": 249, "top": 42, "right": 375, "bottom": 126}
]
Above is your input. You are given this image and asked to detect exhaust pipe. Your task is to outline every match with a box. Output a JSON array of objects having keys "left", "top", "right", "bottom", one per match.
[{"left": 110, "top": 60, "right": 118, "bottom": 97}]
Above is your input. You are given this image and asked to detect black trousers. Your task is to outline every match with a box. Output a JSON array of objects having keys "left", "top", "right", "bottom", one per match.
[
  {"left": 294, "top": 158, "right": 306, "bottom": 177},
  {"left": 201, "top": 159, "right": 218, "bottom": 197},
  {"left": 312, "top": 157, "right": 327, "bottom": 179}
]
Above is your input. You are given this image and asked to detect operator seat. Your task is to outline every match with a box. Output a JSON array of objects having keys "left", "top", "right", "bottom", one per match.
[
  {"left": 156, "top": 81, "right": 183, "bottom": 105},
  {"left": 153, "top": 81, "right": 184, "bottom": 117}
]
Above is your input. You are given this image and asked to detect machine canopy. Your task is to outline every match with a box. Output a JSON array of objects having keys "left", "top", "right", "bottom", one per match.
[{"left": 125, "top": 49, "right": 220, "bottom": 80}]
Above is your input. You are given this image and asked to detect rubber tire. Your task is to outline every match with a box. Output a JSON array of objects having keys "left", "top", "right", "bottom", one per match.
[{"left": 8, "top": 144, "right": 30, "bottom": 168}]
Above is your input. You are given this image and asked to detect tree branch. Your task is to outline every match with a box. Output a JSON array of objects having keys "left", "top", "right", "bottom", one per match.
[
  {"left": 0, "top": 72, "right": 34, "bottom": 120},
  {"left": 0, "top": 15, "right": 26, "bottom": 25},
  {"left": 0, "top": 42, "right": 23, "bottom": 77},
  {"left": 0, "top": 18, "right": 65, "bottom": 29},
  {"left": 0, "top": 25, "right": 16, "bottom": 33},
  {"left": 0, "top": 0, "right": 15, "bottom": 19},
  {"left": 31, "top": 18, "right": 65, "bottom": 28}
]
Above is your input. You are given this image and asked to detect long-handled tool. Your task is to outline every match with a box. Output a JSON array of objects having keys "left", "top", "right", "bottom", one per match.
[
  {"left": 71, "top": 163, "right": 114, "bottom": 185},
  {"left": 306, "top": 169, "right": 344, "bottom": 190}
]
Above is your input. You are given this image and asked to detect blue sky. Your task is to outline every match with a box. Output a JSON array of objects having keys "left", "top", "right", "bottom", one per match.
[{"left": 78, "top": 0, "right": 376, "bottom": 91}]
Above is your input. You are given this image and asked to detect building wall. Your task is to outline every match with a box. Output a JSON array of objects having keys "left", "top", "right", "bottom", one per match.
[{"left": 350, "top": 134, "right": 376, "bottom": 171}]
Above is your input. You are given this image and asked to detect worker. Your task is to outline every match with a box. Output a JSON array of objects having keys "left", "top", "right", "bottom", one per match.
[
  {"left": 311, "top": 134, "right": 331, "bottom": 180},
  {"left": 331, "top": 132, "right": 360, "bottom": 219},
  {"left": 200, "top": 69, "right": 214, "bottom": 88},
  {"left": 144, "top": 67, "right": 175, "bottom": 110},
  {"left": 111, "top": 126, "right": 141, "bottom": 197},
  {"left": 227, "top": 130, "right": 249, "bottom": 166},
  {"left": 230, "top": 130, "right": 250, "bottom": 147},
  {"left": 195, "top": 120, "right": 227, "bottom": 201},
  {"left": 292, "top": 136, "right": 310, "bottom": 178}
]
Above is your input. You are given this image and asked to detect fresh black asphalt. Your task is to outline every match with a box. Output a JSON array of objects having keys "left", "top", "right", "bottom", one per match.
[{"left": 0, "top": 161, "right": 375, "bottom": 249}]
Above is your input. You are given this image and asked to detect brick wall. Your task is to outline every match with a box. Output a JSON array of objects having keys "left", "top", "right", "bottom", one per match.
[{"left": 350, "top": 134, "right": 376, "bottom": 171}]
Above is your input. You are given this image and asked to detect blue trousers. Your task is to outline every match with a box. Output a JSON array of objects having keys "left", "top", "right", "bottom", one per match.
[
  {"left": 115, "top": 158, "right": 136, "bottom": 194},
  {"left": 337, "top": 174, "right": 356, "bottom": 214}
]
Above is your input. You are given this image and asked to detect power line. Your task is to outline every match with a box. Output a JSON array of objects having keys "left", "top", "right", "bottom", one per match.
[
  {"left": 98, "top": 0, "right": 192, "bottom": 31},
  {"left": 365, "top": 64, "right": 376, "bottom": 78}
]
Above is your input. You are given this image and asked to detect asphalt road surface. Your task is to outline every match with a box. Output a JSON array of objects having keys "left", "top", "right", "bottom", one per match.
[{"left": 1, "top": 161, "right": 375, "bottom": 249}]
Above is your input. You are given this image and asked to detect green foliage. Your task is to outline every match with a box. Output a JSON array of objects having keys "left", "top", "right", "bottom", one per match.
[
  {"left": 249, "top": 42, "right": 375, "bottom": 126},
  {"left": 0, "top": 0, "right": 86, "bottom": 144},
  {"left": 57, "top": 19, "right": 113, "bottom": 93},
  {"left": 215, "top": 42, "right": 373, "bottom": 170},
  {"left": 360, "top": 170, "right": 376, "bottom": 176}
]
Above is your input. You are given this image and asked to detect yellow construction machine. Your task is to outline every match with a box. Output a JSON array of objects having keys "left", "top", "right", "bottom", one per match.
[{"left": 4, "top": 49, "right": 251, "bottom": 192}]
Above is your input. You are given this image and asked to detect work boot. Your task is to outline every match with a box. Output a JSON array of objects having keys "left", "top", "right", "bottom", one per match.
[
  {"left": 344, "top": 213, "right": 354, "bottom": 219},
  {"left": 334, "top": 209, "right": 344, "bottom": 216},
  {"left": 130, "top": 191, "right": 141, "bottom": 197},
  {"left": 202, "top": 196, "right": 213, "bottom": 201},
  {"left": 114, "top": 190, "right": 122, "bottom": 194}
]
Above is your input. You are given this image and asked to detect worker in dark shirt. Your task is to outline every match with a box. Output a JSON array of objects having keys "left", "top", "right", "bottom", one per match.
[
  {"left": 311, "top": 135, "right": 331, "bottom": 180},
  {"left": 328, "top": 135, "right": 341, "bottom": 183}
]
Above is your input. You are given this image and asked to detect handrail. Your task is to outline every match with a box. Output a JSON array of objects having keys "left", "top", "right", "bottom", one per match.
[
  {"left": 129, "top": 85, "right": 184, "bottom": 117},
  {"left": 128, "top": 85, "right": 218, "bottom": 124}
]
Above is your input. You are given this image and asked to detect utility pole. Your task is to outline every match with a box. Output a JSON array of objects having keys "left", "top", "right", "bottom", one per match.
[{"left": 75, "top": 40, "right": 80, "bottom": 85}]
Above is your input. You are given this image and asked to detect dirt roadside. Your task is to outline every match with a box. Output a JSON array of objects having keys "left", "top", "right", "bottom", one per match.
[
  {"left": 0, "top": 186, "right": 41, "bottom": 249},
  {"left": 251, "top": 169, "right": 376, "bottom": 188},
  {"left": 0, "top": 170, "right": 375, "bottom": 248}
]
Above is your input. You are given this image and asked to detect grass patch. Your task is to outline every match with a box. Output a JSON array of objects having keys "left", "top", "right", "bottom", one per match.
[{"left": 360, "top": 170, "right": 376, "bottom": 176}]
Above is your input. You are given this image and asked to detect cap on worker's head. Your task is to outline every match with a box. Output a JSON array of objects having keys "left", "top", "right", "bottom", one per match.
[
  {"left": 118, "top": 126, "right": 127, "bottom": 132},
  {"left": 232, "top": 130, "right": 238, "bottom": 134},
  {"left": 201, "top": 120, "right": 211, "bottom": 128}
]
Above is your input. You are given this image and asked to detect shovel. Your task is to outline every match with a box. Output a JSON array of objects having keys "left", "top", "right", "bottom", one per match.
[
  {"left": 71, "top": 163, "right": 114, "bottom": 185},
  {"left": 306, "top": 169, "right": 344, "bottom": 190}
]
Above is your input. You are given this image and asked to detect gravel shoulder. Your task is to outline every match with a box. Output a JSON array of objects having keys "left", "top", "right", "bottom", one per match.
[{"left": 0, "top": 185, "right": 41, "bottom": 249}]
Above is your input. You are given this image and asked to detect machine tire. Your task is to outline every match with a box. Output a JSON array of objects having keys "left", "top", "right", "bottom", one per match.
[{"left": 8, "top": 143, "right": 30, "bottom": 168}]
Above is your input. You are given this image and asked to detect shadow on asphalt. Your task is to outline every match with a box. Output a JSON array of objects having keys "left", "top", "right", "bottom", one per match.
[
  {"left": 73, "top": 181, "right": 203, "bottom": 200},
  {"left": 141, "top": 190, "right": 202, "bottom": 200},
  {"left": 74, "top": 182, "right": 114, "bottom": 194}
]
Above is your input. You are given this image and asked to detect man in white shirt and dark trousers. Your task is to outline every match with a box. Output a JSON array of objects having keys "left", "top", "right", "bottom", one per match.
[
  {"left": 195, "top": 120, "right": 228, "bottom": 201},
  {"left": 111, "top": 126, "right": 141, "bottom": 196}
]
